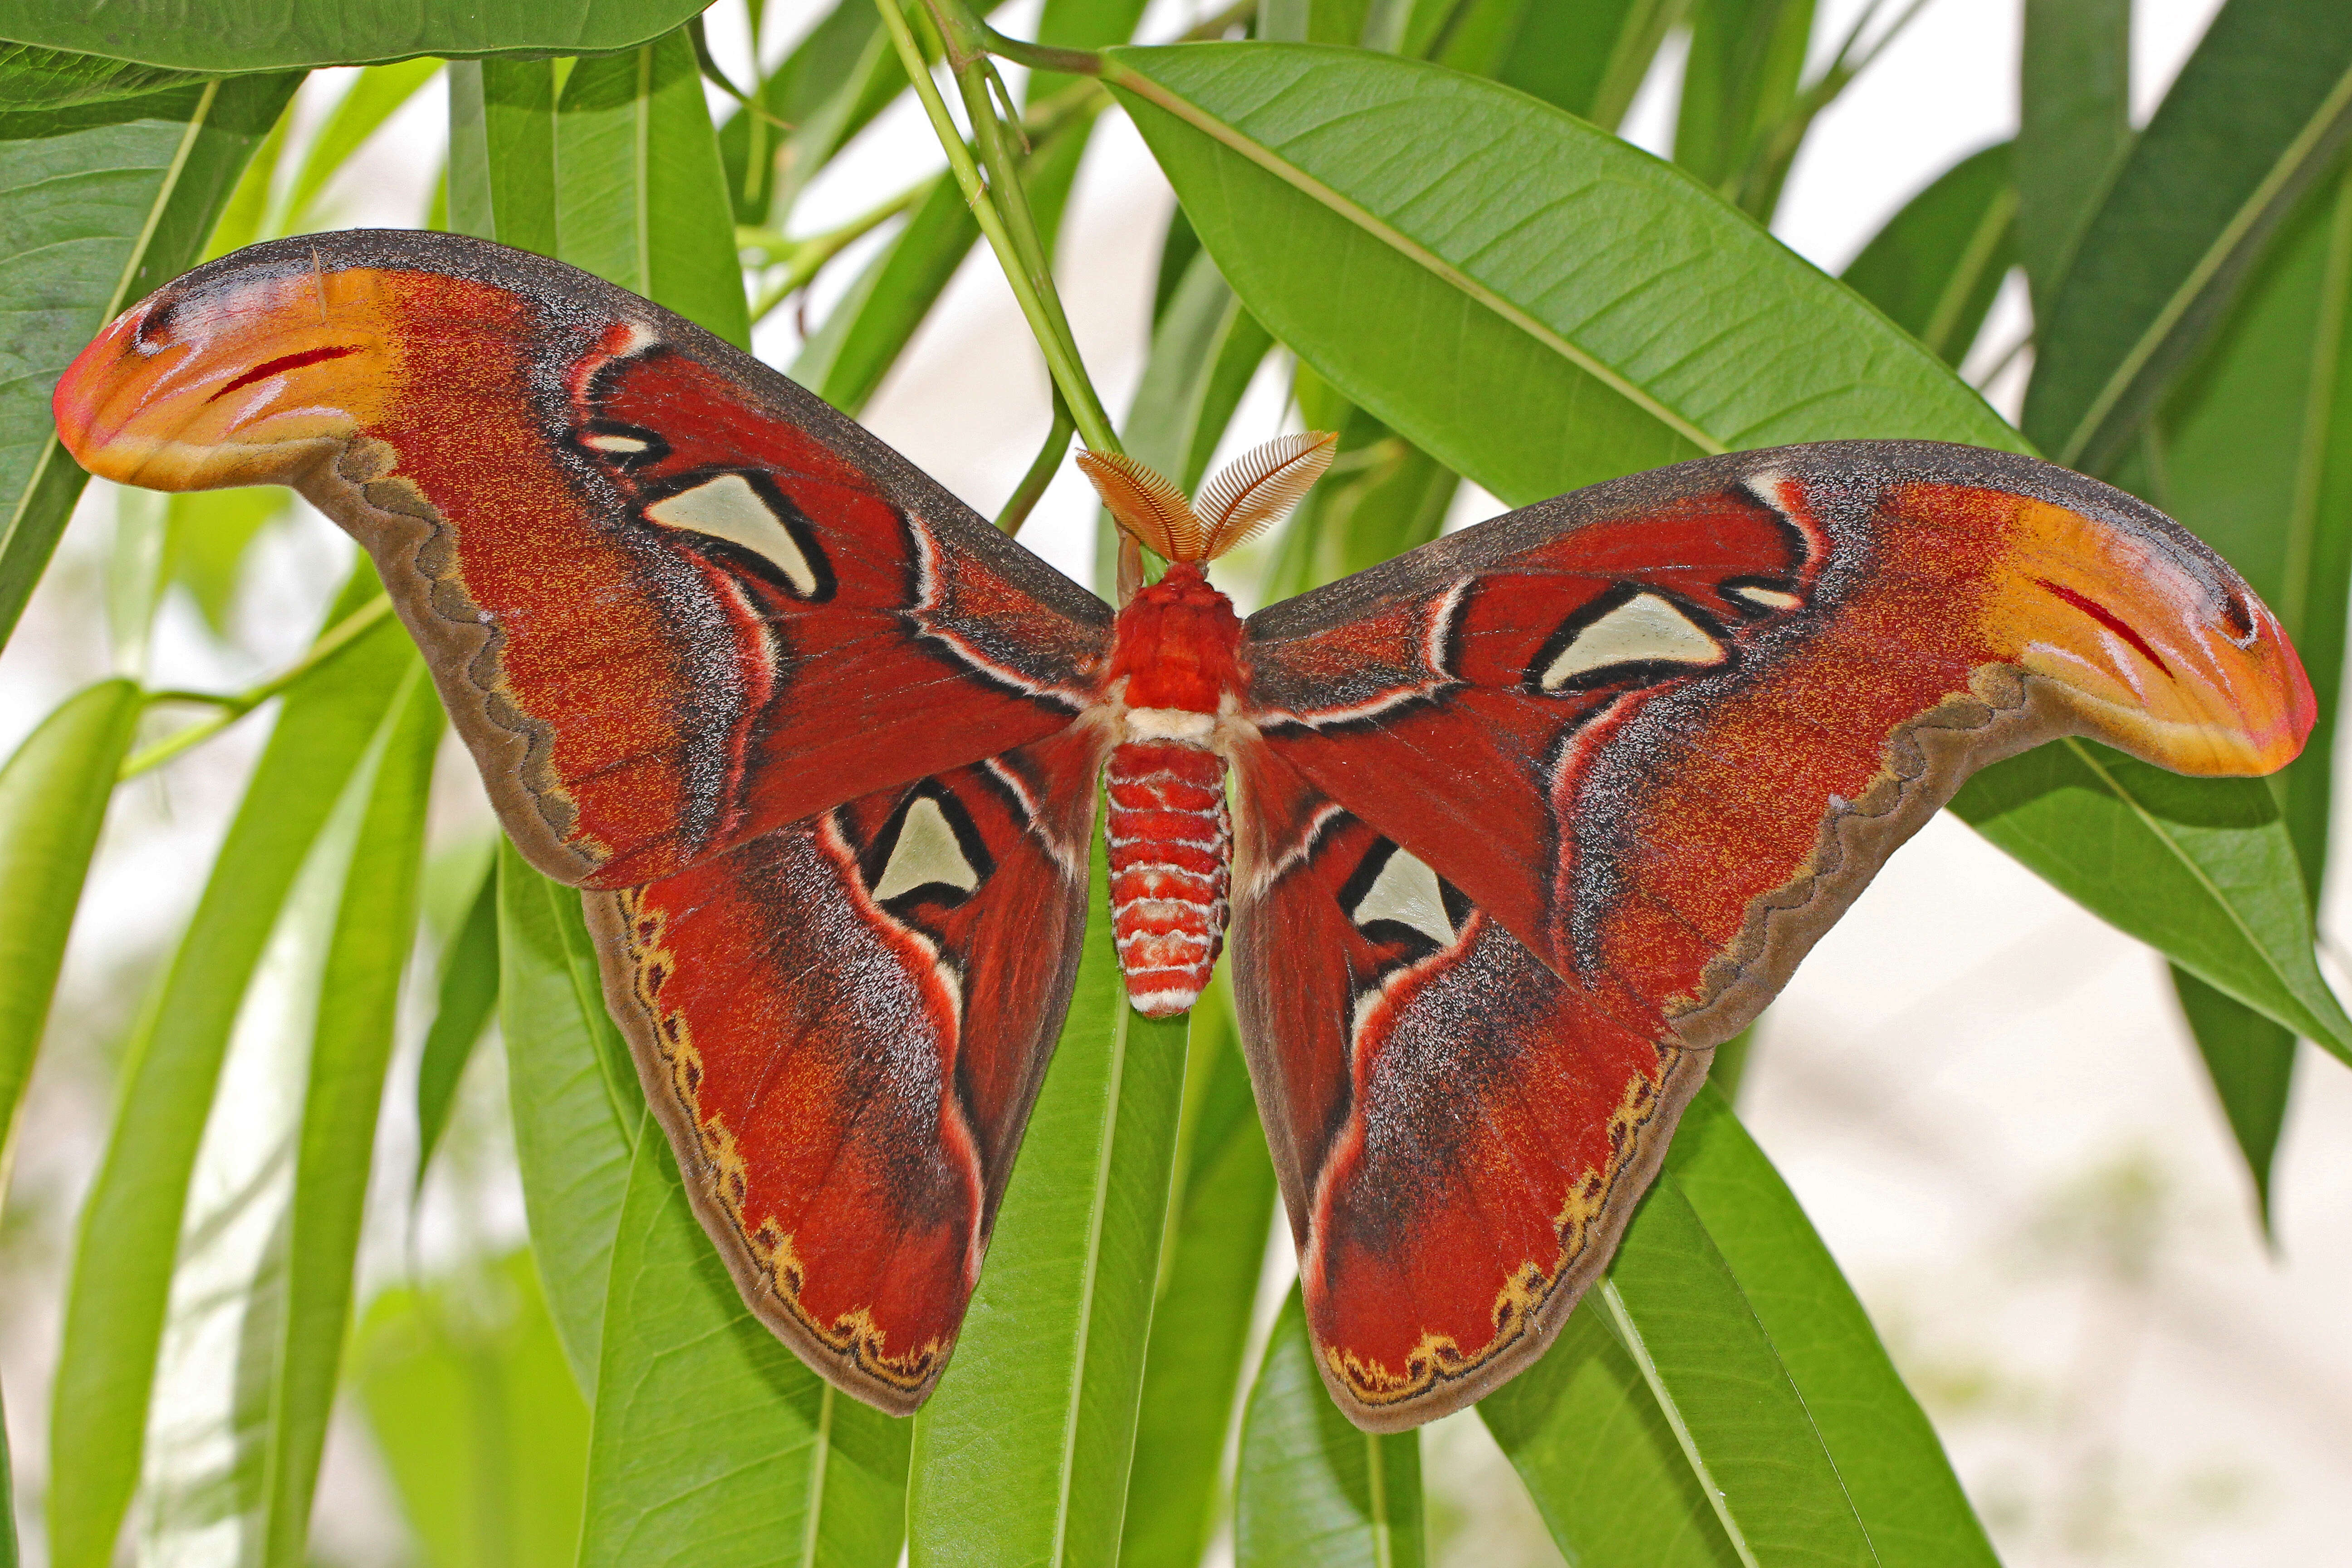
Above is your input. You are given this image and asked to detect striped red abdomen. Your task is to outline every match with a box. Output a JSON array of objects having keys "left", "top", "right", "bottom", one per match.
[{"left": 1106, "top": 740, "right": 1230, "bottom": 1017}]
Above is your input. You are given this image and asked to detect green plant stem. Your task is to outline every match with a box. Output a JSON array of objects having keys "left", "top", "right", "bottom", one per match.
[
  {"left": 119, "top": 595, "right": 397, "bottom": 779},
  {"left": 996, "top": 391, "right": 1077, "bottom": 534},
  {"left": 743, "top": 176, "right": 939, "bottom": 320},
  {"left": 876, "top": 0, "right": 1122, "bottom": 453}
]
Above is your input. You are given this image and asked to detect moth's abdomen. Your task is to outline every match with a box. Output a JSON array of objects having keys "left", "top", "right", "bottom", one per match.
[{"left": 1106, "top": 740, "right": 1230, "bottom": 1017}]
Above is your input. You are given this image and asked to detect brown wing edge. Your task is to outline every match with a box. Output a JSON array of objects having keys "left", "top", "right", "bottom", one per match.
[
  {"left": 302, "top": 435, "right": 598, "bottom": 885},
  {"left": 1669, "top": 662, "right": 2072, "bottom": 1048},
  {"left": 579, "top": 885, "right": 937, "bottom": 1416}
]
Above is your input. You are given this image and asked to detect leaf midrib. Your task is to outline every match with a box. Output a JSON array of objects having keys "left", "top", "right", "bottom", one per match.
[{"left": 1101, "top": 56, "right": 1728, "bottom": 459}]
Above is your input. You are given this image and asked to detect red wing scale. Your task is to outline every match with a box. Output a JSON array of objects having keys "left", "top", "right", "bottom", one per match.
[
  {"left": 591, "top": 724, "right": 1106, "bottom": 1410},
  {"left": 1234, "top": 442, "right": 2311, "bottom": 1428}
]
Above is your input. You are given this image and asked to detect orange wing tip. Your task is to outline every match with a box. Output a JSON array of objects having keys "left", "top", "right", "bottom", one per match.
[
  {"left": 1078, "top": 449, "right": 1204, "bottom": 560},
  {"left": 1194, "top": 431, "right": 1338, "bottom": 558},
  {"left": 1982, "top": 494, "right": 2318, "bottom": 777}
]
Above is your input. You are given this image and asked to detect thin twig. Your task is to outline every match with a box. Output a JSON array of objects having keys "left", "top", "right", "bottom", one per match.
[
  {"left": 876, "top": 0, "right": 1122, "bottom": 452},
  {"left": 743, "top": 176, "right": 940, "bottom": 320},
  {"left": 120, "top": 595, "right": 398, "bottom": 779},
  {"left": 997, "top": 392, "right": 1077, "bottom": 535}
]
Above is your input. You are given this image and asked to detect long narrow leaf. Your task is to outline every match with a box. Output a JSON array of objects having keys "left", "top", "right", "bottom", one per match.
[
  {"left": 1840, "top": 142, "right": 2017, "bottom": 367},
  {"left": 447, "top": 58, "right": 559, "bottom": 255},
  {"left": 0, "top": 67, "right": 300, "bottom": 651},
  {"left": 1951, "top": 740, "right": 2352, "bottom": 1063},
  {"left": 1102, "top": 43, "right": 2020, "bottom": 513},
  {"left": 905, "top": 834, "right": 1191, "bottom": 1565},
  {"left": 495, "top": 843, "right": 639, "bottom": 1393},
  {"left": 277, "top": 57, "right": 444, "bottom": 230},
  {"left": 354, "top": 1250, "right": 590, "bottom": 1568},
  {"left": 1494, "top": 0, "right": 1688, "bottom": 129},
  {"left": 577, "top": 1111, "right": 911, "bottom": 1567},
  {"left": 1478, "top": 1300, "right": 1740, "bottom": 1567},
  {"left": 260, "top": 666, "right": 444, "bottom": 1566},
  {"left": 132, "top": 732, "right": 372, "bottom": 1560},
  {"left": 415, "top": 857, "right": 502, "bottom": 1189},
  {"left": 0, "top": 0, "right": 706, "bottom": 73},
  {"left": 2023, "top": 0, "right": 2352, "bottom": 471},
  {"left": 2016, "top": 0, "right": 2130, "bottom": 311},
  {"left": 46, "top": 568, "right": 407, "bottom": 1568},
  {"left": 0, "top": 679, "right": 142, "bottom": 1144},
  {"left": 556, "top": 27, "right": 750, "bottom": 348},
  {"left": 2142, "top": 164, "right": 2352, "bottom": 1205},
  {"left": 792, "top": 104, "right": 1099, "bottom": 418},
  {"left": 1491, "top": 1087, "right": 1996, "bottom": 1566},
  {"left": 1118, "top": 989, "right": 1279, "bottom": 1568},
  {"left": 1235, "top": 1290, "right": 1425, "bottom": 1568}
]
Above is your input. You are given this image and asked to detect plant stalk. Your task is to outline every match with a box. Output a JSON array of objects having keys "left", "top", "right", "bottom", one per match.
[
  {"left": 120, "top": 595, "right": 397, "bottom": 779},
  {"left": 876, "top": 0, "right": 1122, "bottom": 454}
]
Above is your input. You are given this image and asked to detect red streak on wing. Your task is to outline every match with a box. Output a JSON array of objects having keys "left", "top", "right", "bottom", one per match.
[
  {"left": 2035, "top": 577, "right": 2173, "bottom": 676},
  {"left": 206, "top": 344, "right": 366, "bottom": 401}
]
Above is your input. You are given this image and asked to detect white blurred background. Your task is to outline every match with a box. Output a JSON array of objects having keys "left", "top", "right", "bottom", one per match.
[{"left": 5, "top": 0, "right": 2348, "bottom": 1562}]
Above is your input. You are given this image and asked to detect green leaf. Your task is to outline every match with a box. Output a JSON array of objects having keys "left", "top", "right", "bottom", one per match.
[
  {"left": 0, "top": 41, "right": 209, "bottom": 108},
  {"left": 1675, "top": 0, "right": 1814, "bottom": 204},
  {"left": 0, "top": 0, "right": 709, "bottom": 73},
  {"left": 578, "top": 1111, "right": 912, "bottom": 1568},
  {"left": 2170, "top": 968, "right": 2297, "bottom": 1213},
  {"left": 1952, "top": 739, "right": 2352, "bottom": 1063},
  {"left": 905, "top": 831, "right": 1191, "bottom": 1566},
  {"left": 2137, "top": 163, "right": 2352, "bottom": 1208},
  {"left": 354, "top": 1250, "right": 589, "bottom": 1568},
  {"left": 1100, "top": 246, "right": 1277, "bottom": 588},
  {"left": 1119, "top": 986, "right": 1279, "bottom": 1568},
  {"left": 791, "top": 103, "right": 1100, "bottom": 419},
  {"left": 1264, "top": 405, "right": 1457, "bottom": 601},
  {"left": 0, "top": 68, "right": 301, "bottom": 652},
  {"left": 1493, "top": 0, "right": 1687, "bottom": 128},
  {"left": 2016, "top": 0, "right": 2131, "bottom": 312},
  {"left": 0, "top": 679, "right": 141, "bottom": 1147},
  {"left": 1840, "top": 142, "right": 2017, "bottom": 367},
  {"left": 1490, "top": 1087, "right": 1994, "bottom": 1566},
  {"left": 2023, "top": 0, "right": 2352, "bottom": 471},
  {"left": 47, "top": 564, "right": 408, "bottom": 1568},
  {"left": 1540, "top": 1086, "right": 1992, "bottom": 1565},
  {"left": 1478, "top": 1299, "right": 1740, "bottom": 1568},
  {"left": 416, "top": 856, "right": 501, "bottom": 1191},
  {"left": 1102, "top": 42, "right": 2019, "bottom": 515},
  {"left": 496, "top": 841, "right": 639, "bottom": 1395},
  {"left": 1234, "top": 1290, "right": 1425, "bottom": 1568},
  {"left": 556, "top": 27, "right": 750, "bottom": 349},
  {"left": 447, "top": 58, "right": 559, "bottom": 255},
  {"left": 717, "top": 0, "right": 877, "bottom": 225},
  {"left": 261, "top": 665, "right": 444, "bottom": 1566},
  {"left": 276, "top": 56, "right": 445, "bottom": 232},
  {"left": 792, "top": 172, "right": 980, "bottom": 416}
]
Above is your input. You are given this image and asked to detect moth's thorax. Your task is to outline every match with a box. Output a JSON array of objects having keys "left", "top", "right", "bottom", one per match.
[{"left": 1108, "top": 560, "right": 1245, "bottom": 720}]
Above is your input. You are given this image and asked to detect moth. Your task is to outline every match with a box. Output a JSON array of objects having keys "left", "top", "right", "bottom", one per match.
[{"left": 53, "top": 230, "right": 2312, "bottom": 1431}]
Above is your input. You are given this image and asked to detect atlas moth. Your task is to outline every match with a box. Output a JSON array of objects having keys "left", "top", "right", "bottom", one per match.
[{"left": 53, "top": 230, "right": 2311, "bottom": 1428}]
